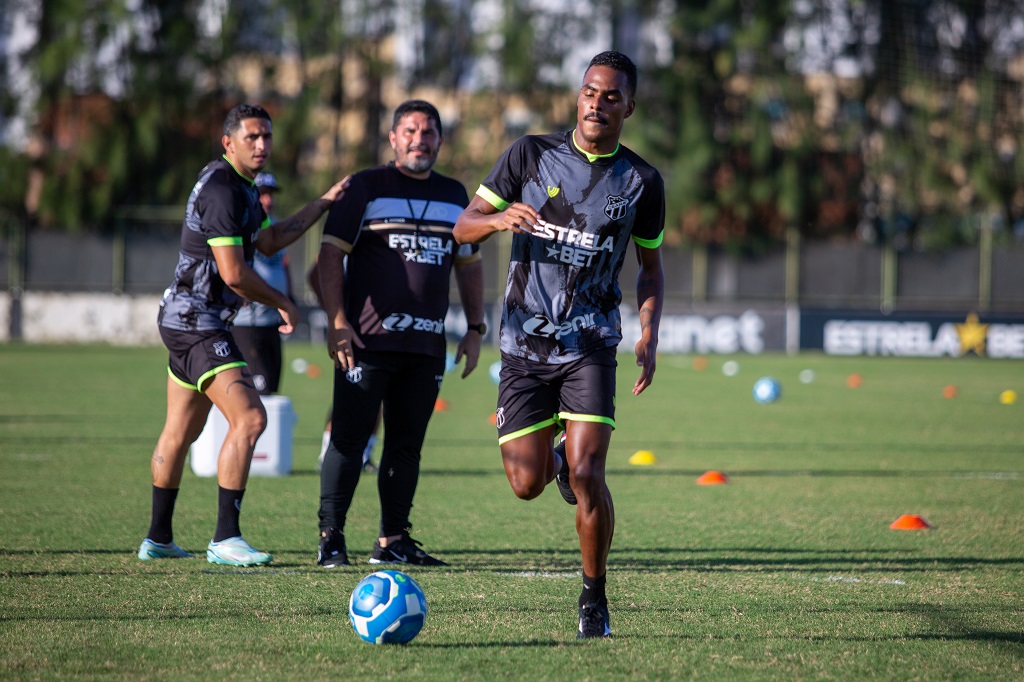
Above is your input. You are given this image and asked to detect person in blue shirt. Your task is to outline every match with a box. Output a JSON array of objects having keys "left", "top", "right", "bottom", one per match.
[{"left": 231, "top": 172, "right": 292, "bottom": 395}]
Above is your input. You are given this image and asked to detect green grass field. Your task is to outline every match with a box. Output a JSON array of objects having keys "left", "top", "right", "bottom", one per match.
[{"left": 1, "top": 342, "right": 1022, "bottom": 680}]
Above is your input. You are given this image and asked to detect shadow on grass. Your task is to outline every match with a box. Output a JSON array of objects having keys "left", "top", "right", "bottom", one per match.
[
  {"left": 414, "top": 639, "right": 572, "bottom": 649},
  {"left": 4, "top": 433, "right": 1022, "bottom": 455},
  {"left": 286, "top": 467, "right": 1021, "bottom": 479},
  {"left": 4, "top": 545, "right": 1023, "bottom": 577}
]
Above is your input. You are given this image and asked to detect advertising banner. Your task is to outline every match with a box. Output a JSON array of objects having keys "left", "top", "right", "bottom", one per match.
[
  {"left": 801, "top": 309, "right": 1024, "bottom": 359},
  {"left": 620, "top": 306, "right": 787, "bottom": 354}
]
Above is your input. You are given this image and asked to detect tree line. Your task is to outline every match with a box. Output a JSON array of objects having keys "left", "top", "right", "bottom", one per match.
[{"left": 2, "top": 0, "right": 1023, "bottom": 252}]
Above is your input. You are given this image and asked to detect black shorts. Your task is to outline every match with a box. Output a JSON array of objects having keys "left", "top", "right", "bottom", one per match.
[
  {"left": 230, "top": 325, "right": 282, "bottom": 394},
  {"left": 495, "top": 346, "right": 617, "bottom": 445},
  {"left": 159, "top": 326, "right": 247, "bottom": 392}
]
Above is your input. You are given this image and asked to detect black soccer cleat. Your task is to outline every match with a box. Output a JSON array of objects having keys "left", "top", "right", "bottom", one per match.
[
  {"left": 577, "top": 601, "right": 612, "bottom": 639},
  {"left": 553, "top": 439, "right": 577, "bottom": 505},
  {"left": 317, "top": 527, "right": 349, "bottom": 567},
  {"left": 369, "top": 532, "right": 448, "bottom": 567}
]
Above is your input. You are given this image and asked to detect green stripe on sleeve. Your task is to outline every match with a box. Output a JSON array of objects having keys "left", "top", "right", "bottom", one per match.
[
  {"left": 208, "top": 236, "right": 244, "bottom": 247},
  {"left": 632, "top": 231, "right": 664, "bottom": 249},
  {"left": 476, "top": 185, "right": 510, "bottom": 211},
  {"left": 260, "top": 216, "right": 272, "bottom": 230}
]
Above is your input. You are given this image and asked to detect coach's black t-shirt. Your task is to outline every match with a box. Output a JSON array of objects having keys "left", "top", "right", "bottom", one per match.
[{"left": 321, "top": 163, "right": 478, "bottom": 359}]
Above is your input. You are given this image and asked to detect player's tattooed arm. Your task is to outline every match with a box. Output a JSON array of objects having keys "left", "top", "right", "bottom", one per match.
[
  {"left": 638, "top": 302, "right": 657, "bottom": 333},
  {"left": 633, "top": 245, "right": 664, "bottom": 395},
  {"left": 257, "top": 176, "right": 350, "bottom": 255}
]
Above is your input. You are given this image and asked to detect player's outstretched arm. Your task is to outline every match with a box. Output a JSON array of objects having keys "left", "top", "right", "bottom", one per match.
[
  {"left": 454, "top": 195, "right": 540, "bottom": 244},
  {"left": 257, "top": 176, "right": 350, "bottom": 255},
  {"left": 633, "top": 244, "right": 664, "bottom": 396}
]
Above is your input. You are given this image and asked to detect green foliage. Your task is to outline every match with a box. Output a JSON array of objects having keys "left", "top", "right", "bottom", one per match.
[{"left": 4, "top": 1, "right": 1024, "bottom": 249}]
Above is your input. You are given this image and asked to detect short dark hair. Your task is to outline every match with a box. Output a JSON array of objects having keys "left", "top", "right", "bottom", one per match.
[
  {"left": 392, "top": 100, "right": 443, "bottom": 137},
  {"left": 223, "top": 104, "right": 271, "bottom": 137},
  {"left": 587, "top": 51, "right": 638, "bottom": 97}
]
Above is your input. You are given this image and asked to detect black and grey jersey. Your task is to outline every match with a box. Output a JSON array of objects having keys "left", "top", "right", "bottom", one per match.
[
  {"left": 321, "top": 163, "right": 478, "bottom": 358},
  {"left": 477, "top": 130, "right": 665, "bottom": 364},
  {"left": 158, "top": 157, "right": 269, "bottom": 332}
]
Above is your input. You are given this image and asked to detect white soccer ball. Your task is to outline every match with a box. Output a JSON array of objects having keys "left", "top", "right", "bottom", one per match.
[
  {"left": 349, "top": 570, "right": 427, "bottom": 645},
  {"left": 753, "top": 377, "right": 782, "bottom": 404}
]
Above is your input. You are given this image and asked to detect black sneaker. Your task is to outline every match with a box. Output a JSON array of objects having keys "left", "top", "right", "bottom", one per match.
[
  {"left": 369, "top": 532, "right": 448, "bottom": 566},
  {"left": 577, "top": 601, "right": 612, "bottom": 639},
  {"left": 554, "top": 439, "right": 577, "bottom": 505},
  {"left": 317, "top": 527, "right": 349, "bottom": 567}
]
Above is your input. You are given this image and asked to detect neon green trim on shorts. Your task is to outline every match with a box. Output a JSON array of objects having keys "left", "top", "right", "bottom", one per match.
[
  {"left": 196, "top": 361, "right": 247, "bottom": 393},
  {"left": 167, "top": 367, "right": 199, "bottom": 391},
  {"left": 208, "top": 236, "right": 243, "bottom": 247},
  {"left": 260, "top": 216, "right": 272, "bottom": 230},
  {"left": 476, "top": 185, "right": 509, "bottom": 211},
  {"left": 632, "top": 231, "right": 664, "bottom": 249},
  {"left": 558, "top": 412, "right": 616, "bottom": 429},
  {"left": 497, "top": 416, "right": 560, "bottom": 446}
]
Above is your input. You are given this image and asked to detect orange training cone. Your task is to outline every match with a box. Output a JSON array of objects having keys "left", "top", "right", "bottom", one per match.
[
  {"left": 889, "top": 514, "right": 932, "bottom": 530},
  {"left": 434, "top": 397, "right": 450, "bottom": 412},
  {"left": 696, "top": 470, "right": 729, "bottom": 485}
]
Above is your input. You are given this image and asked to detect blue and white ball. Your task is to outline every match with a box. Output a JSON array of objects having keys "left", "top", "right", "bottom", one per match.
[
  {"left": 349, "top": 570, "right": 427, "bottom": 645},
  {"left": 752, "top": 377, "right": 782, "bottom": 404}
]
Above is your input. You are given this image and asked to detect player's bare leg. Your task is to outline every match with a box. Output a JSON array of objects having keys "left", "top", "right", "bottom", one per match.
[
  {"left": 200, "top": 367, "right": 273, "bottom": 566},
  {"left": 564, "top": 422, "right": 614, "bottom": 578},
  {"left": 499, "top": 425, "right": 561, "bottom": 501},
  {"left": 151, "top": 377, "right": 213, "bottom": 488},
  {"left": 204, "top": 367, "right": 266, "bottom": 490},
  {"left": 139, "top": 377, "right": 213, "bottom": 559},
  {"left": 565, "top": 421, "right": 614, "bottom": 638}
]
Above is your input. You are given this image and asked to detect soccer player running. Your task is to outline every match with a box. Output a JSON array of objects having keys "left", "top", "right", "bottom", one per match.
[
  {"left": 316, "top": 100, "right": 484, "bottom": 568},
  {"left": 138, "top": 104, "right": 348, "bottom": 566},
  {"left": 453, "top": 51, "right": 665, "bottom": 638}
]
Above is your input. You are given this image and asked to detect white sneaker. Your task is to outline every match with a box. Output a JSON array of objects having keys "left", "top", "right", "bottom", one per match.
[
  {"left": 138, "top": 538, "right": 194, "bottom": 560},
  {"left": 206, "top": 536, "right": 273, "bottom": 566}
]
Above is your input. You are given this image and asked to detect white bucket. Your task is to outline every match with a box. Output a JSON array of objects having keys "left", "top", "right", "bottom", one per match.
[{"left": 189, "top": 395, "right": 296, "bottom": 477}]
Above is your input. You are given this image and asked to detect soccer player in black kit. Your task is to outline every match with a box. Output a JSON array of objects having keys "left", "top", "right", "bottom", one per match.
[
  {"left": 454, "top": 52, "right": 666, "bottom": 638},
  {"left": 316, "top": 100, "right": 485, "bottom": 568},
  {"left": 138, "top": 104, "right": 348, "bottom": 566}
]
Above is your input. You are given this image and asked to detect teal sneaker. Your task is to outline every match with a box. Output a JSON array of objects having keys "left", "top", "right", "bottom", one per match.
[
  {"left": 138, "top": 538, "right": 194, "bottom": 560},
  {"left": 206, "top": 536, "right": 273, "bottom": 567}
]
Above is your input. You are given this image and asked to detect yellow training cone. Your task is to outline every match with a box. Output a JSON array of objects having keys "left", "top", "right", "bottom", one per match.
[{"left": 629, "top": 450, "right": 657, "bottom": 466}]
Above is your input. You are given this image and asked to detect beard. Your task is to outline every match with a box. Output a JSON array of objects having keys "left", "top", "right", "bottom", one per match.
[{"left": 402, "top": 147, "right": 437, "bottom": 174}]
